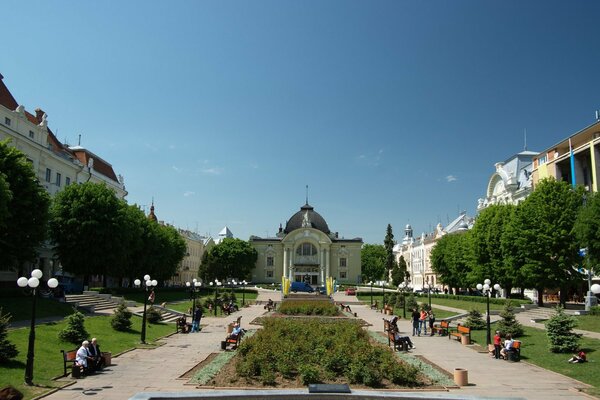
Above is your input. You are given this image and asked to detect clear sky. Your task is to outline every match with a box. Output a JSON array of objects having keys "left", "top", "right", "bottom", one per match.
[{"left": 2, "top": 0, "right": 599, "bottom": 244}]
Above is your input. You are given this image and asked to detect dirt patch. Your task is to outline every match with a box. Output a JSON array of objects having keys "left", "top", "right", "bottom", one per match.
[{"left": 179, "top": 353, "right": 219, "bottom": 379}]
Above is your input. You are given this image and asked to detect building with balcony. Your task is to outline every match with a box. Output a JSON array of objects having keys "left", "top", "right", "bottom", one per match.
[{"left": 249, "top": 203, "right": 363, "bottom": 285}]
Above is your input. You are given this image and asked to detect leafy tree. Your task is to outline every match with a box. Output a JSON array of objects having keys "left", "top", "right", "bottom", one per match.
[
  {"left": 49, "top": 182, "right": 125, "bottom": 286},
  {"left": 0, "top": 140, "right": 50, "bottom": 273},
  {"left": 431, "top": 232, "right": 472, "bottom": 294},
  {"left": 392, "top": 255, "right": 409, "bottom": 287},
  {"left": 405, "top": 294, "right": 418, "bottom": 311},
  {"left": 574, "top": 191, "right": 600, "bottom": 272},
  {"left": 495, "top": 301, "right": 524, "bottom": 338},
  {"left": 470, "top": 204, "right": 517, "bottom": 295},
  {"left": 199, "top": 238, "right": 257, "bottom": 281},
  {"left": 502, "top": 179, "right": 583, "bottom": 306},
  {"left": 58, "top": 310, "right": 89, "bottom": 344},
  {"left": 383, "top": 224, "right": 396, "bottom": 280},
  {"left": 111, "top": 303, "right": 133, "bottom": 331},
  {"left": 546, "top": 307, "right": 581, "bottom": 353},
  {"left": 0, "top": 309, "right": 18, "bottom": 363},
  {"left": 463, "top": 309, "right": 486, "bottom": 330},
  {"left": 360, "top": 244, "right": 386, "bottom": 282},
  {"left": 154, "top": 223, "right": 187, "bottom": 282},
  {"left": 146, "top": 306, "right": 163, "bottom": 324}
]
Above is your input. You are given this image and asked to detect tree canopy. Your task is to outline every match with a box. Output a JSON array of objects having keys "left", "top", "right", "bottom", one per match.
[
  {"left": 430, "top": 231, "right": 471, "bottom": 294},
  {"left": 383, "top": 224, "right": 396, "bottom": 278},
  {"left": 361, "top": 244, "right": 386, "bottom": 282},
  {"left": 574, "top": 191, "right": 600, "bottom": 271},
  {"left": 199, "top": 238, "right": 257, "bottom": 281},
  {"left": 0, "top": 140, "right": 50, "bottom": 271}
]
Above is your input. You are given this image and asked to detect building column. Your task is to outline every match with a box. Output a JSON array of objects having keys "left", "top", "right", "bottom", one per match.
[
  {"left": 325, "top": 248, "right": 330, "bottom": 278},
  {"left": 591, "top": 140, "right": 598, "bottom": 192},
  {"left": 283, "top": 248, "right": 288, "bottom": 280},
  {"left": 288, "top": 249, "right": 293, "bottom": 280}
]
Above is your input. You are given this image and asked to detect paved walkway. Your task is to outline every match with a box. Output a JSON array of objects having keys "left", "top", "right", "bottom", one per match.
[{"left": 43, "top": 289, "right": 593, "bottom": 400}]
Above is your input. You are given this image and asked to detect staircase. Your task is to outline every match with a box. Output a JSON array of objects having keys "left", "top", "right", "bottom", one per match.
[
  {"left": 132, "top": 306, "right": 184, "bottom": 323},
  {"left": 65, "top": 291, "right": 134, "bottom": 313}
]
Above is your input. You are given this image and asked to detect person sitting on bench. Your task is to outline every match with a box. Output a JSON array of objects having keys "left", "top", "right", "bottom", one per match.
[
  {"left": 87, "top": 338, "right": 104, "bottom": 371},
  {"left": 75, "top": 340, "right": 94, "bottom": 374},
  {"left": 500, "top": 334, "right": 514, "bottom": 359},
  {"left": 392, "top": 327, "right": 414, "bottom": 349}
]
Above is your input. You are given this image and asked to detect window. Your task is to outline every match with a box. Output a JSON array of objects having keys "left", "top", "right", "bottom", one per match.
[
  {"left": 4, "top": 117, "right": 10, "bottom": 126},
  {"left": 296, "top": 243, "right": 317, "bottom": 256},
  {"left": 45, "top": 168, "right": 51, "bottom": 182},
  {"left": 267, "top": 256, "right": 274, "bottom": 267},
  {"left": 339, "top": 271, "right": 347, "bottom": 279},
  {"left": 266, "top": 270, "right": 274, "bottom": 278},
  {"left": 56, "top": 173, "right": 61, "bottom": 187},
  {"left": 339, "top": 257, "right": 347, "bottom": 267},
  {"left": 538, "top": 155, "right": 547, "bottom": 165},
  {"left": 29, "top": 130, "right": 35, "bottom": 139},
  {"left": 65, "top": 177, "right": 71, "bottom": 186}
]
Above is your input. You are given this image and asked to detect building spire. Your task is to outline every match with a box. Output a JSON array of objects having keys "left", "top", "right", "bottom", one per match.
[
  {"left": 305, "top": 185, "right": 309, "bottom": 205},
  {"left": 524, "top": 128, "right": 527, "bottom": 151}
]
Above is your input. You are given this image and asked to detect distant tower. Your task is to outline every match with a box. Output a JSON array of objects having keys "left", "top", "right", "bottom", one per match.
[
  {"left": 402, "top": 224, "right": 414, "bottom": 245},
  {"left": 148, "top": 199, "right": 158, "bottom": 222}
]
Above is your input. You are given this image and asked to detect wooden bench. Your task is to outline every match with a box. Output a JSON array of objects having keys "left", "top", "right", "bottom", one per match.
[
  {"left": 61, "top": 349, "right": 78, "bottom": 377},
  {"left": 432, "top": 320, "right": 450, "bottom": 336},
  {"left": 263, "top": 302, "right": 276, "bottom": 312},
  {"left": 222, "top": 317, "right": 245, "bottom": 350},
  {"left": 449, "top": 324, "right": 471, "bottom": 343},
  {"left": 383, "top": 318, "right": 391, "bottom": 332},
  {"left": 175, "top": 316, "right": 191, "bottom": 333},
  {"left": 386, "top": 330, "right": 409, "bottom": 352},
  {"left": 505, "top": 340, "right": 522, "bottom": 362}
]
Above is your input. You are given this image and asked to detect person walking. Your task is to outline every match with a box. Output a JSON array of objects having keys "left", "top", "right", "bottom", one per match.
[
  {"left": 191, "top": 305, "right": 203, "bottom": 332},
  {"left": 411, "top": 308, "right": 420, "bottom": 336},
  {"left": 428, "top": 310, "right": 435, "bottom": 336},
  {"left": 419, "top": 308, "right": 428, "bottom": 335}
]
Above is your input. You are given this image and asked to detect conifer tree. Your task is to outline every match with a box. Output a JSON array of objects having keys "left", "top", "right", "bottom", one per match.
[
  {"left": 58, "top": 310, "right": 89, "bottom": 344},
  {"left": 546, "top": 306, "right": 581, "bottom": 353},
  {"left": 0, "top": 309, "right": 18, "bottom": 363},
  {"left": 495, "top": 301, "right": 524, "bottom": 337},
  {"left": 464, "top": 309, "right": 486, "bottom": 330},
  {"left": 111, "top": 303, "right": 133, "bottom": 331}
]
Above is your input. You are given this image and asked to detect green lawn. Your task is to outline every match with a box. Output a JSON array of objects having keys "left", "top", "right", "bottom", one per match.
[
  {"left": 0, "top": 297, "right": 76, "bottom": 322},
  {"left": 428, "top": 297, "right": 509, "bottom": 312},
  {"left": 470, "top": 324, "right": 600, "bottom": 396},
  {"left": 166, "top": 292, "right": 258, "bottom": 315},
  {"left": 431, "top": 307, "right": 459, "bottom": 320},
  {"left": 2, "top": 315, "right": 174, "bottom": 400},
  {"left": 572, "top": 315, "right": 600, "bottom": 334}
]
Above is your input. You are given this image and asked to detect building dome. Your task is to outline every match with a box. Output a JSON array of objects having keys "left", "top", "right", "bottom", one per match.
[{"left": 284, "top": 203, "right": 330, "bottom": 234}]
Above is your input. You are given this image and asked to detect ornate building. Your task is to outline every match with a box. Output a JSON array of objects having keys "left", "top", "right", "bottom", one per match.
[{"left": 249, "top": 203, "right": 363, "bottom": 285}]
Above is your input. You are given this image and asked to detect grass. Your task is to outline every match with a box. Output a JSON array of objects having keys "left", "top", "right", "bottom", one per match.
[
  {"left": 470, "top": 323, "right": 600, "bottom": 395},
  {"left": 428, "top": 297, "right": 509, "bottom": 312},
  {"left": 431, "top": 307, "right": 459, "bottom": 320},
  {"left": 166, "top": 293, "right": 258, "bottom": 315},
  {"left": 0, "top": 298, "right": 77, "bottom": 322},
  {"left": 573, "top": 315, "right": 600, "bottom": 334},
  {"left": 2, "top": 315, "right": 174, "bottom": 400},
  {"left": 122, "top": 290, "right": 258, "bottom": 307}
]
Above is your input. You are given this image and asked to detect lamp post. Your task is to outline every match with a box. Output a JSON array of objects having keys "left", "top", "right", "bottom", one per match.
[
  {"left": 476, "top": 279, "right": 501, "bottom": 346},
  {"left": 17, "top": 269, "right": 59, "bottom": 385},
  {"left": 427, "top": 282, "right": 432, "bottom": 309},
  {"left": 368, "top": 281, "right": 373, "bottom": 307},
  {"left": 134, "top": 275, "right": 158, "bottom": 344},
  {"left": 186, "top": 279, "right": 201, "bottom": 318},
  {"left": 241, "top": 280, "right": 247, "bottom": 306},
  {"left": 398, "top": 282, "right": 407, "bottom": 319},
  {"left": 381, "top": 282, "right": 386, "bottom": 307},
  {"left": 210, "top": 279, "right": 221, "bottom": 316}
]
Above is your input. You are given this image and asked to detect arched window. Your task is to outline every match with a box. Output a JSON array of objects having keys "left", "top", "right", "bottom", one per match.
[{"left": 296, "top": 243, "right": 317, "bottom": 256}]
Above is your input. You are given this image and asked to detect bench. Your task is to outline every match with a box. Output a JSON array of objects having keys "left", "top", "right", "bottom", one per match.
[
  {"left": 386, "top": 330, "right": 409, "bottom": 352},
  {"left": 383, "top": 318, "right": 391, "bottom": 332},
  {"left": 449, "top": 324, "right": 471, "bottom": 343},
  {"left": 432, "top": 320, "right": 450, "bottom": 336},
  {"left": 61, "top": 349, "right": 78, "bottom": 377},
  {"left": 504, "top": 340, "right": 522, "bottom": 362},
  {"left": 175, "top": 316, "right": 191, "bottom": 333},
  {"left": 222, "top": 317, "right": 245, "bottom": 350},
  {"left": 263, "top": 302, "right": 276, "bottom": 312}
]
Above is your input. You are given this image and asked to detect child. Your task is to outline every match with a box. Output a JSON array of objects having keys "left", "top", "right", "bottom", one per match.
[
  {"left": 568, "top": 351, "right": 586, "bottom": 363},
  {"left": 493, "top": 331, "right": 502, "bottom": 359}
]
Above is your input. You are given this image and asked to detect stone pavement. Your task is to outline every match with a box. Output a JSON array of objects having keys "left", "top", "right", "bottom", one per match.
[{"left": 43, "top": 289, "right": 593, "bottom": 400}]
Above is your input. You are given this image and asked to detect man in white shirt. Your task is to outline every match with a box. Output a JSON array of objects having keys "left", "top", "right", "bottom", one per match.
[{"left": 76, "top": 340, "right": 91, "bottom": 369}]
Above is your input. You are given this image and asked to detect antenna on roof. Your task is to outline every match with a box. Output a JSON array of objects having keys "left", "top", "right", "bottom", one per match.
[
  {"left": 78, "top": 134, "right": 81, "bottom": 146},
  {"left": 596, "top": 110, "right": 600, "bottom": 121},
  {"left": 524, "top": 128, "right": 527, "bottom": 151},
  {"left": 305, "top": 185, "right": 309, "bottom": 205}
]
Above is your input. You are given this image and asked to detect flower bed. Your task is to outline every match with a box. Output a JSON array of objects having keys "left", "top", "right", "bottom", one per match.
[{"left": 278, "top": 300, "right": 339, "bottom": 316}]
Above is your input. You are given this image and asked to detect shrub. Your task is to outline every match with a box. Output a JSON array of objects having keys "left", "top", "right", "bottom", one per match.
[
  {"left": 546, "top": 306, "right": 581, "bottom": 353},
  {"left": 299, "top": 364, "right": 321, "bottom": 385},
  {"left": 111, "top": 303, "right": 133, "bottom": 331},
  {"left": 146, "top": 306, "right": 163, "bottom": 324},
  {"left": 589, "top": 306, "right": 600, "bottom": 316},
  {"left": 58, "top": 310, "right": 89, "bottom": 344},
  {"left": 406, "top": 294, "right": 418, "bottom": 311},
  {"left": 495, "top": 301, "right": 524, "bottom": 338},
  {"left": 0, "top": 309, "right": 18, "bottom": 363},
  {"left": 463, "top": 309, "right": 486, "bottom": 330},
  {"left": 278, "top": 300, "right": 339, "bottom": 316}
]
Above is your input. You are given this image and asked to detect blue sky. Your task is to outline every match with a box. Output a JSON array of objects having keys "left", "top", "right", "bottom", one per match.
[{"left": 2, "top": 0, "right": 600, "bottom": 244}]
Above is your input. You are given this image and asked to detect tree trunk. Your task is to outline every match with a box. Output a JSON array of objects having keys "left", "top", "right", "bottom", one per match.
[
  {"left": 102, "top": 274, "right": 108, "bottom": 288},
  {"left": 559, "top": 285, "right": 567, "bottom": 308},
  {"left": 537, "top": 286, "right": 544, "bottom": 307},
  {"left": 504, "top": 285, "right": 512, "bottom": 298}
]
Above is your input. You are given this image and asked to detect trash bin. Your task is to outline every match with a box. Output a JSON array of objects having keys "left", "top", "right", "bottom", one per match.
[
  {"left": 454, "top": 368, "right": 468, "bottom": 386},
  {"left": 221, "top": 341, "right": 227, "bottom": 350},
  {"left": 461, "top": 335, "right": 470, "bottom": 345},
  {"left": 102, "top": 352, "right": 112, "bottom": 366},
  {"left": 227, "top": 323, "right": 234, "bottom": 334},
  {"left": 71, "top": 365, "right": 81, "bottom": 378}
]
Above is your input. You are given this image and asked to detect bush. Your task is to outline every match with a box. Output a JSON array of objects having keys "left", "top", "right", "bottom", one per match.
[
  {"left": 464, "top": 309, "right": 486, "bottom": 330},
  {"left": 406, "top": 294, "right": 418, "bottom": 311},
  {"left": 0, "top": 309, "right": 18, "bottom": 363},
  {"left": 146, "top": 306, "right": 163, "bottom": 324},
  {"left": 111, "top": 303, "right": 133, "bottom": 331},
  {"left": 278, "top": 300, "right": 339, "bottom": 316},
  {"left": 546, "top": 306, "right": 581, "bottom": 353},
  {"left": 299, "top": 364, "right": 321, "bottom": 385},
  {"left": 58, "top": 310, "right": 89, "bottom": 344},
  {"left": 589, "top": 306, "right": 600, "bottom": 316},
  {"left": 495, "top": 301, "right": 524, "bottom": 338}
]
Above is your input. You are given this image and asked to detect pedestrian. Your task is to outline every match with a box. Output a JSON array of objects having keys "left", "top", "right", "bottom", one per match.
[
  {"left": 191, "top": 305, "right": 203, "bottom": 332},
  {"left": 428, "top": 310, "right": 435, "bottom": 336},
  {"left": 419, "top": 308, "right": 428, "bottom": 335},
  {"left": 411, "top": 308, "right": 420, "bottom": 336}
]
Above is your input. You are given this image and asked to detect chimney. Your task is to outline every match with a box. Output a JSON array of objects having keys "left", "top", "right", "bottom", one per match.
[{"left": 35, "top": 108, "right": 45, "bottom": 124}]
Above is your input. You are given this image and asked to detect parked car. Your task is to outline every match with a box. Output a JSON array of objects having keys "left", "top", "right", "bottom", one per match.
[
  {"left": 290, "top": 281, "right": 314, "bottom": 293},
  {"left": 345, "top": 287, "right": 356, "bottom": 296},
  {"left": 317, "top": 286, "right": 327, "bottom": 295}
]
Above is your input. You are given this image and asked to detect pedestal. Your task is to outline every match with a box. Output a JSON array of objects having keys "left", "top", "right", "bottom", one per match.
[{"left": 585, "top": 293, "right": 598, "bottom": 311}]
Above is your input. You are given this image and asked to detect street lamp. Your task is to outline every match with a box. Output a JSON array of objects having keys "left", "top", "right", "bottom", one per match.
[
  {"left": 368, "top": 281, "right": 373, "bottom": 307},
  {"left": 185, "top": 279, "right": 201, "bottom": 320},
  {"left": 381, "top": 282, "right": 386, "bottom": 307},
  {"left": 398, "top": 282, "right": 407, "bottom": 319},
  {"left": 134, "top": 275, "right": 158, "bottom": 344},
  {"left": 241, "top": 280, "right": 247, "bottom": 306},
  {"left": 427, "top": 282, "right": 432, "bottom": 309},
  {"left": 210, "top": 279, "right": 222, "bottom": 316},
  {"left": 476, "top": 279, "right": 501, "bottom": 346},
  {"left": 17, "top": 269, "right": 59, "bottom": 385}
]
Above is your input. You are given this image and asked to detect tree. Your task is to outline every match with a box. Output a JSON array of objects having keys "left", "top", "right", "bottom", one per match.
[
  {"left": 574, "top": 191, "right": 600, "bottom": 272},
  {"left": 199, "top": 238, "right": 257, "bottom": 281},
  {"left": 360, "top": 244, "right": 386, "bottom": 282},
  {"left": 391, "top": 255, "right": 408, "bottom": 287},
  {"left": 59, "top": 310, "right": 89, "bottom": 344},
  {"left": 495, "top": 301, "right": 524, "bottom": 338},
  {"left": 49, "top": 182, "right": 125, "bottom": 285},
  {"left": 464, "top": 309, "right": 486, "bottom": 330},
  {"left": 111, "top": 303, "right": 133, "bottom": 331},
  {"left": 0, "top": 309, "right": 18, "bottom": 363},
  {"left": 470, "top": 204, "right": 517, "bottom": 296},
  {"left": 546, "top": 307, "right": 581, "bottom": 353},
  {"left": 383, "top": 224, "right": 396, "bottom": 280},
  {"left": 0, "top": 140, "right": 50, "bottom": 273},
  {"left": 431, "top": 232, "right": 472, "bottom": 294},
  {"left": 502, "top": 179, "right": 583, "bottom": 306}
]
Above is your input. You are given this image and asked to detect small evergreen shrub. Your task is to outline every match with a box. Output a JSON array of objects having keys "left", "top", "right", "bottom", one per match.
[
  {"left": 589, "top": 306, "right": 600, "bottom": 316},
  {"left": 146, "top": 306, "right": 163, "bottom": 324},
  {"left": 406, "top": 294, "right": 418, "bottom": 311},
  {"left": 464, "top": 309, "right": 486, "bottom": 330},
  {"left": 546, "top": 306, "right": 581, "bottom": 353},
  {"left": 0, "top": 309, "right": 18, "bottom": 363},
  {"left": 495, "top": 301, "right": 524, "bottom": 338},
  {"left": 299, "top": 364, "right": 321, "bottom": 384},
  {"left": 58, "top": 310, "right": 89, "bottom": 344},
  {"left": 111, "top": 303, "right": 133, "bottom": 331}
]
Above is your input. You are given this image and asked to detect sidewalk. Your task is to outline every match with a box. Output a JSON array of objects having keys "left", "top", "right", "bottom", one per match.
[{"left": 43, "top": 290, "right": 592, "bottom": 400}]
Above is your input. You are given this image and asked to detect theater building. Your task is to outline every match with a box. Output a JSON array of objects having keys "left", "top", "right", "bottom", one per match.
[{"left": 249, "top": 203, "right": 363, "bottom": 285}]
